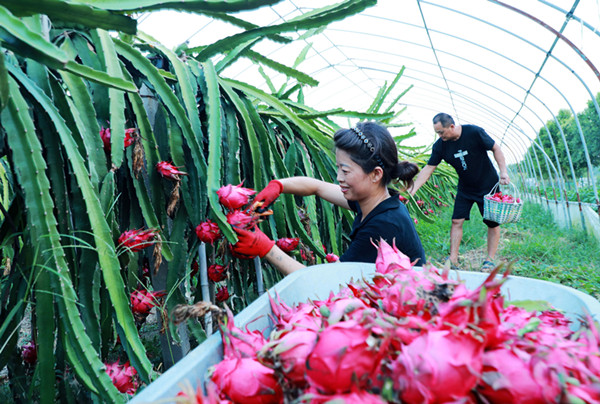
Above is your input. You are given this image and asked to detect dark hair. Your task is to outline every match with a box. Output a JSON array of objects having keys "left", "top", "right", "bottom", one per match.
[
  {"left": 432, "top": 112, "right": 455, "bottom": 127},
  {"left": 333, "top": 121, "right": 419, "bottom": 188}
]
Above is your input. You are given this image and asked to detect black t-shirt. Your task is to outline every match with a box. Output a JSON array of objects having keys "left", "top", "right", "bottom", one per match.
[
  {"left": 340, "top": 197, "right": 426, "bottom": 265},
  {"left": 428, "top": 124, "right": 498, "bottom": 196}
]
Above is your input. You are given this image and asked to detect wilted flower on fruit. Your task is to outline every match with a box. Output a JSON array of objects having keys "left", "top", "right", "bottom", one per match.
[
  {"left": 209, "top": 357, "right": 283, "bottom": 404},
  {"left": 208, "top": 264, "right": 228, "bottom": 282},
  {"left": 226, "top": 210, "right": 255, "bottom": 229},
  {"left": 130, "top": 289, "right": 165, "bottom": 316},
  {"left": 217, "top": 183, "right": 256, "bottom": 210},
  {"left": 276, "top": 237, "right": 299, "bottom": 253},
  {"left": 325, "top": 253, "right": 339, "bottom": 263},
  {"left": 156, "top": 161, "right": 187, "bottom": 181},
  {"left": 216, "top": 286, "right": 230, "bottom": 302},
  {"left": 118, "top": 228, "right": 159, "bottom": 252},
  {"left": 105, "top": 361, "right": 138, "bottom": 395},
  {"left": 21, "top": 342, "right": 37, "bottom": 365},
  {"left": 195, "top": 220, "right": 221, "bottom": 244}
]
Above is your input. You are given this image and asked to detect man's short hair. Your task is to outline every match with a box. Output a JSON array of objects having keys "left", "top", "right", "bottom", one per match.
[{"left": 433, "top": 113, "right": 455, "bottom": 127}]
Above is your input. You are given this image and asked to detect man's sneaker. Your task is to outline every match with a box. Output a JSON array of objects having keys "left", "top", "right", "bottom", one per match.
[{"left": 481, "top": 260, "right": 496, "bottom": 272}]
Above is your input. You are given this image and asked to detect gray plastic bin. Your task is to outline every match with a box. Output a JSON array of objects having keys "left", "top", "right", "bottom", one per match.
[{"left": 130, "top": 262, "right": 600, "bottom": 403}]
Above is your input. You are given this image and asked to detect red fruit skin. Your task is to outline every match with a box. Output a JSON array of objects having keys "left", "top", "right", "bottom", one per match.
[
  {"left": 216, "top": 286, "right": 230, "bottom": 302},
  {"left": 225, "top": 210, "right": 255, "bottom": 229},
  {"left": 195, "top": 220, "right": 222, "bottom": 244},
  {"left": 130, "top": 289, "right": 164, "bottom": 315},
  {"left": 306, "top": 320, "right": 384, "bottom": 393},
  {"left": 325, "top": 253, "right": 339, "bottom": 263},
  {"left": 216, "top": 183, "right": 255, "bottom": 210},
  {"left": 118, "top": 228, "right": 158, "bottom": 252},
  {"left": 156, "top": 161, "right": 187, "bottom": 180},
  {"left": 210, "top": 357, "right": 283, "bottom": 404},
  {"left": 208, "top": 264, "right": 228, "bottom": 282},
  {"left": 21, "top": 342, "right": 37, "bottom": 365},
  {"left": 275, "top": 237, "right": 299, "bottom": 253},
  {"left": 105, "top": 361, "right": 138, "bottom": 395}
]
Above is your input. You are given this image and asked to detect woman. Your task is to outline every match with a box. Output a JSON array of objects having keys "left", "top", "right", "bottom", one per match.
[{"left": 231, "top": 121, "right": 426, "bottom": 275}]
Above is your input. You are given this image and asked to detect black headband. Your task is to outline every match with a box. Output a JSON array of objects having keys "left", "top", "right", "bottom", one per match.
[{"left": 350, "top": 127, "right": 384, "bottom": 168}]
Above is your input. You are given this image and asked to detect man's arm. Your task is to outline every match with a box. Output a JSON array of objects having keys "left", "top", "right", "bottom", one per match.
[
  {"left": 409, "top": 165, "right": 437, "bottom": 196},
  {"left": 491, "top": 143, "right": 509, "bottom": 184}
]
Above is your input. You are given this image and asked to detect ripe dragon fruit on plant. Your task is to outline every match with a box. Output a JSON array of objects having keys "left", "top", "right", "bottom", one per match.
[
  {"left": 208, "top": 263, "right": 228, "bottom": 282},
  {"left": 217, "top": 182, "right": 256, "bottom": 210},
  {"left": 275, "top": 237, "right": 300, "bottom": 253},
  {"left": 195, "top": 219, "right": 222, "bottom": 244},
  {"left": 216, "top": 286, "right": 230, "bottom": 303},
  {"left": 130, "top": 289, "right": 165, "bottom": 322},
  {"left": 118, "top": 228, "right": 159, "bottom": 252},
  {"left": 156, "top": 161, "right": 187, "bottom": 181},
  {"left": 105, "top": 361, "right": 138, "bottom": 395}
]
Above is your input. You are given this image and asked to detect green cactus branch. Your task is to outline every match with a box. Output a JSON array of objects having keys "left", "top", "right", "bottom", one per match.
[
  {"left": 0, "top": 0, "right": 137, "bottom": 34},
  {"left": 66, "top": 0, "right": 281, "bottom": 13}
]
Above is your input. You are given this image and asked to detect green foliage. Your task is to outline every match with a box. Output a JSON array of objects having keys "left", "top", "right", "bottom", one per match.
[{"left": 523, "top": 92, "right": 600, "bottom": 180}]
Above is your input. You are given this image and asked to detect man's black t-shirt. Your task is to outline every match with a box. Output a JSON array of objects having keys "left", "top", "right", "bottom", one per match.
[
  {"left": 340, "top": 197, "right": 426, "bottom": 265},
  {"left": 428, "top": 124, "right": 498, "bottom": 196}
]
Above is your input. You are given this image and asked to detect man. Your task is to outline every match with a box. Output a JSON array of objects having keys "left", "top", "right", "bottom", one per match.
[{"left": 410, "top": 113, "right": 509, "bottom": 270}]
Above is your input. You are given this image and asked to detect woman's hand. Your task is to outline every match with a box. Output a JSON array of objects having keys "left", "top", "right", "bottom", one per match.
[
  {"left": 252, "top": 180, "right": 283, "bottom": 211},
  {"left": 231, "top": 225, "right": 275, "bottom": 258}
]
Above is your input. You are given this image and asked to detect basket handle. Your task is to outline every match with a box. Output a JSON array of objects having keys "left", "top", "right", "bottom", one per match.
[{"left": 486, "top": 181, "right": 519, "bottom": 198}]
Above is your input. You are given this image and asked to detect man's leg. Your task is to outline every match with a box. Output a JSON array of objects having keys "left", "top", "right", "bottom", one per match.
[
  {"left": 449, "top": 218, "right": 465, "bottom": 264},
  {"left": 486, "top": 225, "right": 501, "bottom": 261}
]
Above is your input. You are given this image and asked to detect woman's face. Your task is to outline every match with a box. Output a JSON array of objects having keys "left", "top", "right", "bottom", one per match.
[{"left": 335, "top": 148, "right": 374, "bottom": 201}]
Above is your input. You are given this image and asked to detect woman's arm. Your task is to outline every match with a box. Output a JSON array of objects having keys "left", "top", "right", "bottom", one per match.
[
  {"left": 279, "top": 177, "right": 350, "bottom": 209},
  {"left": 263, "top": 245, "right": 306, "bottom": 275}
]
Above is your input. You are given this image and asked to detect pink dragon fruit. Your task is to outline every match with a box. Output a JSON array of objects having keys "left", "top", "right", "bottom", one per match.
[
  {"left": 300, "top": 387, "right": 387, "bottom": 403},
  {"left": 275, "top": 237, "right": 300, "bottom": 253},
  {"left": 209, "top": 356, "right": 282, "bottom": 404},
  {"left": 259, "top": 327, "right": 318, "bottom": 384},
  {"left": 105, "top": 361, "right": 138, "bottom": 395},
  {"left": 374, "top": 239, "right": 412, "bottom": 274},
  {"left": 215, "top": 286, "right": 230, "bottom": 303},
  {"left": 195, "top": 219, "right": 222, "bottom": 244},
  {"left": 305, "top": 319, "right": 387, "bottom": 393},
  {"left": 217, "top": 182, "right": 256, "bottom": 210},
  {"left": 220, "top": 307, "right": 266, "bottom": 359},
  {"left": 268, "top": 293, "right": 323, "bottom": 332},
  {"left": 156, "top": 161, "right": 187, "bottom": 180},
  {"left": 393, "top": 329, "right": 484, "bottom": 403},
  {"left": 208, "top": 264, "right": 228, "bottom": 282},
  {"left": 325, "top": 253, "right": 339, "bottom": 263},
  {"left": 476, "top": 346, "right": 561, "bottom": 403},
  {"left": 118, "top": 228, "right": 159, "bottom": 252}
]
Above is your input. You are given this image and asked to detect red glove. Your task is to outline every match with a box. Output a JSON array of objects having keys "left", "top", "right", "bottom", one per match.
[
  {"left": 231, "top": 226, "right": 275, "bottom": 259},
  {"left": 253, "top": 180, "right": 283, "bottom": 211}
]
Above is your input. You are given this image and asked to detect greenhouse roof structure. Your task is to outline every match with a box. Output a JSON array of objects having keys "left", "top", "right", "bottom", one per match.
[{"left": 139, "top": 0, "right": 600, "bottom": 168}]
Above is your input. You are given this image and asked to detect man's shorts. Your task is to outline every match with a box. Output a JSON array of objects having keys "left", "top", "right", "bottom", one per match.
[{"left": 452, "top": 191, "right": 500, "bottom": 228}]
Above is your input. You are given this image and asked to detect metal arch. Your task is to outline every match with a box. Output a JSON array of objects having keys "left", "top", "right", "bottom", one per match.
[
  {"left": 489, "top": 0, "right": 600, "bottom": 83},
  {"left": 538, "top": 0, "right": 600, "bottom": 38}
]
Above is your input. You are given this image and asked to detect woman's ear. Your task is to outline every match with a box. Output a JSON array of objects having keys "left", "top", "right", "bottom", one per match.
[{"left": 370, "top": 167, "right": 384, "bottom": 183}]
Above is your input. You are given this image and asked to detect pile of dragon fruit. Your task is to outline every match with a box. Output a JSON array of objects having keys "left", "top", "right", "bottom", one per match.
[
  {"left": 486, "top": 191, "right": 521, "bottom": 204},
  {"left": 177, "top": 240, "right": 600, "bottom": 403}
]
